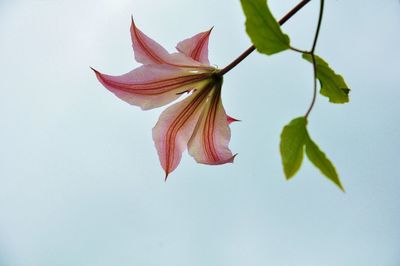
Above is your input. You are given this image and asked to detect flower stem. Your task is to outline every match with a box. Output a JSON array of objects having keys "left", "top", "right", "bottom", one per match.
[
  {"left": 219, "top": 0, "right": 311, "bottom": 76},
  {"left": 304, "top": 0, "right": 325, "bottom": 118}
]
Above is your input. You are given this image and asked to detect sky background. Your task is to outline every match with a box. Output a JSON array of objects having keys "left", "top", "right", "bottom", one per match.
[{"left": 0, "top": 0, "right": 400, "bottom": 265}]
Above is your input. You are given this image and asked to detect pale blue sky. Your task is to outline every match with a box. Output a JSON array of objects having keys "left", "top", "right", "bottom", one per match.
[{"left": 1, "top": 0, "right": 400, "bottom": 265}]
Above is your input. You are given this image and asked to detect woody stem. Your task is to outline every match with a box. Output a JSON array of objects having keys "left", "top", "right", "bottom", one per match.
[{"left": 219, "top": 0, "right": 311, "bottom": 76}]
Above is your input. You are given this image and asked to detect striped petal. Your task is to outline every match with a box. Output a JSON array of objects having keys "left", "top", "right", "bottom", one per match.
[
  {"left": 130, "top": 18, "right": 171, "bottom": 65},
  {"left": 188, "top": 83, "right": 235, "bottom": 165},
  {"left": 152, "top": 82, "right": 214, "bottom": 178},
  {"left": 92, "top": 64, "right": 211, "bottom": 110},
  {"left": 176, "top": 28, "right": 212, "bottom": 65},
  {"left": 130, "top": 18, "right": 205, "bottom": 68}
]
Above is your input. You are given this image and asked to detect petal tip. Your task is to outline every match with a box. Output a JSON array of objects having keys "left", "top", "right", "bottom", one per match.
[
  {"left": 230, "top": 153, "right": 238, "bottom": 163},
  {"left": 227, "top": 115, "right": 241, "bottom": 124},
  {"left": 164, "top": 171, "right": 170, "bottom": 182},
  {"left": 130, "top": 16, "right": 138, "bottom": 34},
  {"left": 90, "top": 67, "right": 102, "bottom": 79},
  {"left": 89, "top": 66, "right": 97, "bottom": 72}
]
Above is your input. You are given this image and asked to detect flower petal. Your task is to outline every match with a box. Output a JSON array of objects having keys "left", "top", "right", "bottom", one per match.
[
  {"left": 188, "top": 83, "right": 236, "bottom": 165},
  {"left": 130, "top": 18, "right": 171, "bottom": 65},
  {"left": 92, "top": 64, "right": 210, "bottom": 110},
  {"left": 165, "top": 52, "right": 207, "bottom": 68},
  {"left": 152, "top": 83, "right": 214, "bottom": 178},
  {"left": 130, "top": 18, "right": 207, "bottom": 69},
  {"left": 176, "top": 28, "right": 212, "bottom": 65}
]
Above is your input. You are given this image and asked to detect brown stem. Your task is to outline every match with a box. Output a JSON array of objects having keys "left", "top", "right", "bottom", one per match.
[
  {"left": 304, "top": 54, "right": 318, "bottom": 118},
  {"left": 305, "top": 0, "right": 325, "bottom": 118},
  {"left": 219, "top": 0, "right": 311, "bottom": 76}
]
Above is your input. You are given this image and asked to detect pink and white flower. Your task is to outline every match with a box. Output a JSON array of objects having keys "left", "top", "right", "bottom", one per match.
[{"left": 92, "top": 18, "right": 238, "bottom": 178}]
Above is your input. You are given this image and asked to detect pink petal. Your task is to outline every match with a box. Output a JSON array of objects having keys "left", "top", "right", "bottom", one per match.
[
  {"left": 130, "top": 18, "right": 207, "bottom": 68},
  {"left": 92, "top": 65, "right": 211, "bottom": 110},
  {"left": 188, "top": 84, "right": 236, "bottom": 165},
  {"left": 176, "top": 28, "right": 212, "bottom": 65},
  {"left": 152, "top": 83, "right": 214, "bottom": 178},
  {"left": 165, "top": 52, "right": 207, "bottom": 68},
  {"left": 130, "top": 18, "right": 171, "bottom": 65}
]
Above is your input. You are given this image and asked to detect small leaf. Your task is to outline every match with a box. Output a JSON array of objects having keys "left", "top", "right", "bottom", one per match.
[
  {"left": 240, "top": 0, "right": 290, "bottom": 55},
  {"left": 280, "top": 117, "right": 307, "bottom": 179},
  {"left": 303, "top": 54, "right": 350, "bottom": 104},
  {"left": 305, "top": 134, "right": 345, "bottom": 191},
  {"left": 280, "top": 117, "right": 345, "bottom": 191}
]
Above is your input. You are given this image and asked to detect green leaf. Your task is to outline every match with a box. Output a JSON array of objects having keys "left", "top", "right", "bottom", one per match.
[
  {"left": 302, "top": 54, "right": 350, "bottom": 104},
  {"left": 304, "top": 134, "right": 345, "bottom": 191},
  {"left": 280, "top": 117, "right": 345, "bottom": 191},
  {"left": 240, "top": 0, "right": 290, "bottom": 55},
  {"left": 280, "top": 117, "right": 307, "bottom": 179}
]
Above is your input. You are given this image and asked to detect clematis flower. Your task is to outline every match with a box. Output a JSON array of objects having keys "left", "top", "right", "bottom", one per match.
[{"left": 92, "top": 18, "right": 238, "bottom": 178}]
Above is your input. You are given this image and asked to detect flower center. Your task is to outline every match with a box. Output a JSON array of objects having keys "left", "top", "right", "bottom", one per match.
[{"left": 210, "top": 72, "right": 223, "bottom": 85}]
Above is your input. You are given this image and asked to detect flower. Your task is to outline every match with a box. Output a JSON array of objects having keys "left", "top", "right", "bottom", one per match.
[{"left": 92, "top": 18, "right": 238, "bottom": 179}]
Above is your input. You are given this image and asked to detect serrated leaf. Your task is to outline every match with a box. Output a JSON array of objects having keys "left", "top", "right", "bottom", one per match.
[
  {"left": 305, "top": 134, "right": 345, "bottom": 191},
  {"left": 280, "top": 117, "right": 307, "bottom": 179},
  {"left": 303, "top": 54, "right": 350, "bottom": 104},
  {"left": 240, "top": 0, "right": 290, "bottom": 55}
]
